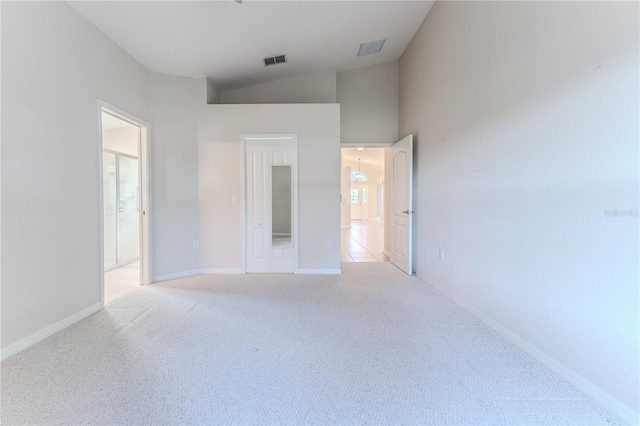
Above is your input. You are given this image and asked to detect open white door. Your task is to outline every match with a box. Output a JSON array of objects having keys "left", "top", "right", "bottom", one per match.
[{"left": 390, "top": 135, "right": 413, "bottom": 275}]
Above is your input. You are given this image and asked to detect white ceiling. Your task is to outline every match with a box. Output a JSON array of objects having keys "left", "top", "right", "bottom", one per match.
[
  {"left": 342, "top": 147, "right": 385, "bottom": 167},
  {"left": 102, "top": 112, "right": 136, "bottom": 131},
  {"left": 68, "top": 1, "right": 434, "bottom": 91}
]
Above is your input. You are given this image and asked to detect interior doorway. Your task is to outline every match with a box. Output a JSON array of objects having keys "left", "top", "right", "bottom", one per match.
[
  {"left": 99, "top": 103, "right": 150, "bottom": 304},
  {"left": 340, "top": 147, "right": 388, "bottom": 263}
]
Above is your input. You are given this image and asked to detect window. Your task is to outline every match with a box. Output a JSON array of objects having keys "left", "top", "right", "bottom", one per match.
[
  {"left": 351, "top": 171, "right": 367, "bottom": 182},
  {"left": 362, "top": 188, "right": 367, "bottom": 203},
  {"left": 350, "top": 187, "right": 359, "bottom": 203}
]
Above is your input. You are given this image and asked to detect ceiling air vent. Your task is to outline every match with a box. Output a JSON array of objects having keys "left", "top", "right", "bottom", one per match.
[
  {"left": 263, "top": 54, "right": 287, "bottom": 67},
  {"left": 357, "top": 38, "right": 386, "bottom": 56}
]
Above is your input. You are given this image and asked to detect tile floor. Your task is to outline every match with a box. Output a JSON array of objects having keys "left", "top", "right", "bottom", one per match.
[
  {"left": 104, "top": 260, "right": 140, "bottom": 303},
  {"left": 341, "top": 219, "right": 389, "bottom": 262}
]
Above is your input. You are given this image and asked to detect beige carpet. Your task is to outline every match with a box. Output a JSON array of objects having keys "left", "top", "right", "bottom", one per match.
[{"left": 1, "top": 263, "right": 624, "bottom": 425}]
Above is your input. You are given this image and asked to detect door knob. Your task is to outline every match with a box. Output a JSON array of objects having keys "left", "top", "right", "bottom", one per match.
[{"left": 402, "top": 210, "right": 414, "bottom": 214}]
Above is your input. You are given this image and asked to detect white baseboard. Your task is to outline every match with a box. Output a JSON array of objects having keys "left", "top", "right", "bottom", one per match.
[
  {"left": 383, "top": 250, "right": 391, "bottom": 257},
  {"left": 297, "top": 268, "right": 342, "bottom": 274},
  {"left": 422, "top": 275, "right": 639, "bottom": 425},
  {"left": 200, "top": 268, "right": 243, "bottom": 274},
  {"left": 1, "top": 302, "right": 102, "bottom": 361},
  {"left": 153, "top": 269, "right": 200, "bottom": 282}
]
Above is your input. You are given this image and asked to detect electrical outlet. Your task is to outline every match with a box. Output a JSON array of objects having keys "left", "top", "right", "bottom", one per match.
[
  {"left": 327, "top": 240, "right": 333, "bottom": 249},
  {"left": 193, "top": 240, "right": 199, "bottom": 249},
  {"left": 439, "top": 248, "right": 445, "bottom": 260}
]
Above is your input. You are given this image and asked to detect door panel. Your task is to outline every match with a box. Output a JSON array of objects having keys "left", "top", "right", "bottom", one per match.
[
  {"left": 246, "top": 144, "right": 270, "bottom": 273},
  {"left": 390, "top": 135, "right": 413, "bottom": 275},
  {"left": 118, "top": 155, "right": 140, "bottom": 264},
  {"left": 246, "top": 138, "right": 296, "bottom": 273},
  {"left": 350, "top": 187, "right": 362, "bottom": 220},
  {"left": 361, "top": 187, "right": 369, "bottom": 219},
  {"left": 103, "top": 152, "right": 118, "bottom": 269}
]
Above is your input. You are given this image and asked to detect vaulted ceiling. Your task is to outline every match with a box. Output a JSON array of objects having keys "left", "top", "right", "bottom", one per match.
[{"left": 69, "top": 1, "right": 434, "bottom": 91}]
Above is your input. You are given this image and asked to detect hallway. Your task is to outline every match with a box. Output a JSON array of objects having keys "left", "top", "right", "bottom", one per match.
[{"left": 341, "top": 219, "right": 389, "bottom": 262}]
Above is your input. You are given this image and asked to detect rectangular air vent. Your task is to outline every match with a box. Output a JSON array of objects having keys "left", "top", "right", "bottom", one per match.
[
  {"left": 357, "top": 39, "right": 386, "bottom": 56},
  {"left": 263, "top": 54, "right": 287, "bottom": 66}
]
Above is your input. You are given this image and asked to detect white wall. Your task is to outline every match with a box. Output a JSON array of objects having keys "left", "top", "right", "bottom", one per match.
[
  {"left": 399, "top": 0, "right": 639, "bottom": 418},
  {"left": 206, "top": 78, "right": 220, "bottom": 104},
  {"left": 198, "top": 104, "right": 341, "bottom": 272},
  {"left": 149, "top": 73, "right": 201, "bottom": 278},
  {"left": 337, "top": 61, "right": 398, "bottom": 144},
  {"left": 1, "top": 2, "right": 150, "bottom": 349},
  {"left": 220, "top": 69, "right": 337, "bottom": 104},
  {"left": 103, "top": 126, "right": 139, "bottom": 157},
  {"left": 340, "top": 167, "right": 352, "bottom": 227}
]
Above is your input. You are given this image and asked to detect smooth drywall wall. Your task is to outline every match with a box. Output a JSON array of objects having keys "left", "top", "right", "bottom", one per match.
[
  {"left": 198, "top": 104, "right": 341, "bottom": 271},
  {"left": 206, "top": 78, "right": 220, "bottom": 104},
  {"left": 340, "top": 166, "right": 352, "bottom": 227},
  {"left": 337, "top": 61, "right": 398, "bottom": 144},
  {"left": 220, "top": 69, "right": 337, "bottom": 104},
  {"left": 149, "top": 73, "right": 201, "bottom": 278},
  {"left": 1, "top": 2, "right": 150, "bottom": 349},
  {"left": 399, "top": 0, "right": 639, "bottom": 417}
]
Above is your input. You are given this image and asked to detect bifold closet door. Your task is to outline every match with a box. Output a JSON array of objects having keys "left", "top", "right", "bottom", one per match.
[
  {"left": 245, "top": 139, "right": 296, "bottom": 273},
  {"left": 246, "top": 142, "right": 271, "bottom": 273}
]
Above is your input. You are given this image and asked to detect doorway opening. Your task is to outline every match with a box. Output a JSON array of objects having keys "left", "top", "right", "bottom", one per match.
[
  {"left": 340, "top": 147, "right": 388, "bottom": 263},
  {"left": 99, "top": 102, "right": 150, "bottom": 304}
]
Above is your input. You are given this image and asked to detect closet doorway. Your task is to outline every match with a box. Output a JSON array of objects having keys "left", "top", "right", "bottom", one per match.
[{"left": 99, "top": 102, "right": 151, "bottom": 304}]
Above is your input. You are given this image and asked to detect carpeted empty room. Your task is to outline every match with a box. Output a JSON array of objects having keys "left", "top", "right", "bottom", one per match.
[{"left": 1, "top": 263, "right": 625, "bottom": 425}]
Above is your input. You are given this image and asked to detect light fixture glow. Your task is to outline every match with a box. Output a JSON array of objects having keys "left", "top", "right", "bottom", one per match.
[{"left": 356, "top": 147, "right": 364, "bottom": 152}]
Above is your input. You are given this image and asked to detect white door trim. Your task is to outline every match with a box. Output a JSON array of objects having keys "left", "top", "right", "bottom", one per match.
[
  {"left": 97, "top": 100, "right": 152, "bottom": 308},
  {"left": 241, "top": 134, "right": 299, "bottom": 274}
]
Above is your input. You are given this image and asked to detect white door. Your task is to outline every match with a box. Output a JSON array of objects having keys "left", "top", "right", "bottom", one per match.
[
  {"left": 350, "top": 187, "right": 362, "bottom": 220},
  {"left": 361, "top": 186, "right": 369, "bottom": 220},
  {"left": 390, "top": 135, "right": 413, "bottom": 275},
  {"left": 246, "top": 143, "right": 270, "bottom": 273},
  {"left": 245, "top": 137, "right": 297, "bottom": 273},
  {"left": 269, "top": 142, "right": 295, "bottom": 273}
]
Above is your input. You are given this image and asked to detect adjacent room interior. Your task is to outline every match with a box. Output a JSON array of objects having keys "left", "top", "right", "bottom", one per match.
[
  {"left": 101, "top": 111, "right": 142, "bottom": 303},
  {"left": 340, "top": 147, "right": 389, "bottom": 263}
]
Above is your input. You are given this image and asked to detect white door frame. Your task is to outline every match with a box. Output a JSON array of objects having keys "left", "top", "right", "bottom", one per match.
[
  {"left": 97, "top": 100, "right": 152, "bottom": 308},
  {"left": 241, "top": 134, "right": 299, "bottom": 274}
]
